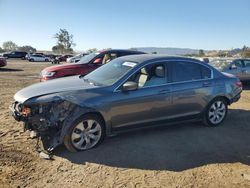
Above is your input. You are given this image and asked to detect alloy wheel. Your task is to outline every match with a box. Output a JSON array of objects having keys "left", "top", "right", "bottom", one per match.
[
  {"left": 71, "top": 119, "right": 102, "bottom": 150},
  {"left": 208, "top": 100, "right": 226, "bottom": 125}
]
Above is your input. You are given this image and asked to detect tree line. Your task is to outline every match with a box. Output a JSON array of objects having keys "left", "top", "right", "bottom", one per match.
[{"left": 0, "top": 41, "right": 36, "bottom": 53}]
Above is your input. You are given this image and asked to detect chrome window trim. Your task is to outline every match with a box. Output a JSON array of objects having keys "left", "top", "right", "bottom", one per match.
[{"left": 113, "top": 59, "right": 214, "bottom": 92}]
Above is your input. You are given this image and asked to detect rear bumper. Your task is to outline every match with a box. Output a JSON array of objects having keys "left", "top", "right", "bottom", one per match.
[{"left": 230, "top": 92, "right": 241, "bottom": 104}]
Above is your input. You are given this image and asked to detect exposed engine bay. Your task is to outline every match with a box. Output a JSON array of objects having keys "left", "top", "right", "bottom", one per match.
[{"left": 10, "top": 100, "right": 75, "bottom": 158}]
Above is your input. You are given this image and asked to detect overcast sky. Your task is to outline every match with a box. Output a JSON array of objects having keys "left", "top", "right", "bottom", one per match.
[{"left": 0, "top": 0, "right": 249, "bottom": 51}]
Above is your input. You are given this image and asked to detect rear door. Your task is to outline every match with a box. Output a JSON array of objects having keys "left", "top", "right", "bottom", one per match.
[{"left": 170, "top": 61, "right": 213, "bottom": 118}]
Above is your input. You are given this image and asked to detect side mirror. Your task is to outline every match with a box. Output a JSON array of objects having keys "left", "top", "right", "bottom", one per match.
[
  {"left": 93, "top": 58, "right": 102, "bottom": 64},
  {"left": 122, "top": 81, "right": 138, "bottom": 91}
]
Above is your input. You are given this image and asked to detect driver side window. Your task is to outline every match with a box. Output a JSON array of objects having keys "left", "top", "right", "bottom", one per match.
[
  {"left": 102, "top": 53, "right": 118, "bottom": 64},
  {"left": 128, "top": 63, "right": 167, "bottom": 88}
]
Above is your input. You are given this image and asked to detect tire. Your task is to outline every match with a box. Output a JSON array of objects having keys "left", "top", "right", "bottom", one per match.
[
  {"left": 63, "top": 114, "right": 105, "bottom": 152},
  {"left": 45, "top": 59, "right": 49, "bottom": 62},
  {"left": 203, "top": 97, "right": 228, "bottom": 127},
  {"left": 30, "top": 59, "right": 34, "bottom": 62}
]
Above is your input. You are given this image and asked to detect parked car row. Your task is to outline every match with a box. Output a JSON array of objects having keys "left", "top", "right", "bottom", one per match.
[
  {"left": 0, "top": 51, "right": 76, "bottom": 63},
  {"left": 10, "top": 54, "right": 242, "bottom": 156},
  {"left": 209, "top": 58, "right": 250, "bottom": 81}
]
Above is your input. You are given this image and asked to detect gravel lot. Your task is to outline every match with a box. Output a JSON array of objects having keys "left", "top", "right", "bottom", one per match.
[{"left": 0, "top": 60, "right": 250, "bottom": 188}]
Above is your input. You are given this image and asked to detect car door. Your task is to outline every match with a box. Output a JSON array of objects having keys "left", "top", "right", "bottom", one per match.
[
  {"left": 35, "top": 55, "right": 41, "bottom": 61},
  {"left": 227, "top": 60, "right": 244, "bottom": 79},
  {"left": 170, "top": 61, "right": 213, "bottom": 118},
  {"left": 110, "top": 61, "right": 172, "bottom": 129},
  {"left": 242, "top": 60, "right": 250, "bottom": 80}
]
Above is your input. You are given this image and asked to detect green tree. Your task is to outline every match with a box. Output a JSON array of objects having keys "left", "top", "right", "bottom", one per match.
[
  {"left": 53, "top": 29, "right": 75, "bottom": 54},
  {"left": 241, "top": 46, "right": 250, "bottom": 58},
  {"left": 2, "top": 41, "right": 18, "bottom": 51},
  {"left": 217, "top": 50, "right": 227, "bottom": 57},
  {"left": 18, "top": 45, "right": 36, "bottom": 53},
  {"left": 198, "top": 49, "right": 205, "bottom": 57},
  {"left": 86, "top": 48, "right": 98, "bottom": 53},
  {"left": 0, "top": 47, "right": 5, "bottom": 53}
]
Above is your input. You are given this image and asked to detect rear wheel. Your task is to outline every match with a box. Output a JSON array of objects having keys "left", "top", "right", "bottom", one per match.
[
  {"left": 30, "top": 59, "right": 34, "bottom": 62},
  {"left": 64, "top": 114, "right": 105, "bottom": 152},
  {"left": 203, "top": 98, "right": 228, "bottom": 126}
]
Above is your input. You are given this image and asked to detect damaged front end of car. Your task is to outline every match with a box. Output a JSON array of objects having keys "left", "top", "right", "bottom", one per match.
[{"left": 10, "top": 95, "right": 75, "bottom": 159}]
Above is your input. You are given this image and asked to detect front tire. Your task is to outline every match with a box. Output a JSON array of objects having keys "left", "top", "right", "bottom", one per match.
[
  {"left": 203, "top": 98, "right": 228, "bottom": 127},
  {"left": 64, "top": 114, "right": 105, "bottom": 152}
]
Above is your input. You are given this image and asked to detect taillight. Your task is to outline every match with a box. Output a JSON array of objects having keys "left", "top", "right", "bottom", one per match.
[{"left": 235, "top": 81, "right": 242, "bottom": 88}]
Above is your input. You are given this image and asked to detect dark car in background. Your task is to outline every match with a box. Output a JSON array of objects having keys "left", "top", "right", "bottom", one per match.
[
  {"left": 210, "top": 58, "right": 250, "bottom": 81},
  {"left": 40, "top": 49, "right": 145, "bottom": 81},
  {"left": 10, "top": 55, "right": 242, "bottom": 153},
  {"left": 3, "top": 51, "right": 27, "bottom": 59},
  {"left": 57, "top": 55, "right": 73, "bottom": 62},
  {"left": 0, "top": 57, "right": 7, "bottom": 67}
]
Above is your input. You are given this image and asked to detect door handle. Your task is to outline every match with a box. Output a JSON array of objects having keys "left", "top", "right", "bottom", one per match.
[
  {"left": 203, "top": 82, "right": 212, "bottom": 87},
  {"left": 159, "top": 89, "right": 170, "bottom": 94}
]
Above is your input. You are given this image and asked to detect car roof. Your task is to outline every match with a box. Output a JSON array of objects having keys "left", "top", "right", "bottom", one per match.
[{"left": 118, "top": 54, "right": 203, "bottom": 64}]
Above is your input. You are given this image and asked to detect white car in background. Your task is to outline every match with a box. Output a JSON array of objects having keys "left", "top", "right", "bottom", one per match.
[
  {"left": 66, "top": 53, "right": 88, "bottom": 63},
  {"left": 28, "top": 54, "right": 51, "bottom": 62}
]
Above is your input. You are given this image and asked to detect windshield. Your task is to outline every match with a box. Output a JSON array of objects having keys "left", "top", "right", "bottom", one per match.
[
  {"left": 77, "top": 52, "right": 100, "bottom": 64},
  {"left": 209, "top": 59, "right": 232, "bottom": 70},
  {"left": 84, "top": 58, "right": 138, "bottom": 86}
]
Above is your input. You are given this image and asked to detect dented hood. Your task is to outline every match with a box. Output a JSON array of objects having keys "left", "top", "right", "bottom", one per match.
[{"left": 14, "top": 76, "right": 95, "bottom": 103}]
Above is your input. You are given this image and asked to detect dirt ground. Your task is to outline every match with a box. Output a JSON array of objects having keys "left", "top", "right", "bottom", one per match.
[{"left": 0, "top": 59, "right": 249, "bottom": 188}]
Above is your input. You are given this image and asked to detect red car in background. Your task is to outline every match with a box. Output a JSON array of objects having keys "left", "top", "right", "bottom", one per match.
[
  {"left": 0, "top": 57, "right": 7, "bottom": 68},
  {"left": 40, "top": 49, "right": 145, "bottom": 81}
]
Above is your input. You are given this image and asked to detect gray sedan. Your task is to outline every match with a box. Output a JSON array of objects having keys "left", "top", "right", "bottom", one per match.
[
  {"left": 10, "top": 55, "right": 242, "bottom": 154},
  {"left": 210, "top": 58, "right": 250, "bottom": 81}
]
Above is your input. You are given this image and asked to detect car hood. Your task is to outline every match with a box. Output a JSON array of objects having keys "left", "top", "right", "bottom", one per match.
[
  {"left": 14, "top": 76, "right": 96, "bottom": 103},
  {"left": 43, "top": 63, "right": 86, "bottom": 72}
]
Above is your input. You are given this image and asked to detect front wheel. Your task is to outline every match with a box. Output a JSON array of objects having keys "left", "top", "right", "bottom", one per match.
[
  {"left": 203, "top": 98, "right": 228, "bottom": 126},
  {"left": 64, "top": 114, "right": 105, "bottom": 152}
]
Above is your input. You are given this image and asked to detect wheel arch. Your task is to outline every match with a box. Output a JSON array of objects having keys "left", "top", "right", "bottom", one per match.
[{"left": 211, "top": 95, "right": 231, "bottom": 105}]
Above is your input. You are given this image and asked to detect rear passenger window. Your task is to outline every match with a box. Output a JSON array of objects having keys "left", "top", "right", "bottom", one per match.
[
  {"left": 244, "top": 60, "right": 250, "bottom": 67},
  {"left": 201, "top": 66, "right": 211, "bottom": 79},
  {"left": 172, "top": 62, "right": 211, "bottom": 82}
]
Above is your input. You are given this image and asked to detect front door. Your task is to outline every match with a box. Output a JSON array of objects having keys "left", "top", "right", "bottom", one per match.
[{"left": 110, "top": 62, "right": 172, "bottom": 129}]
